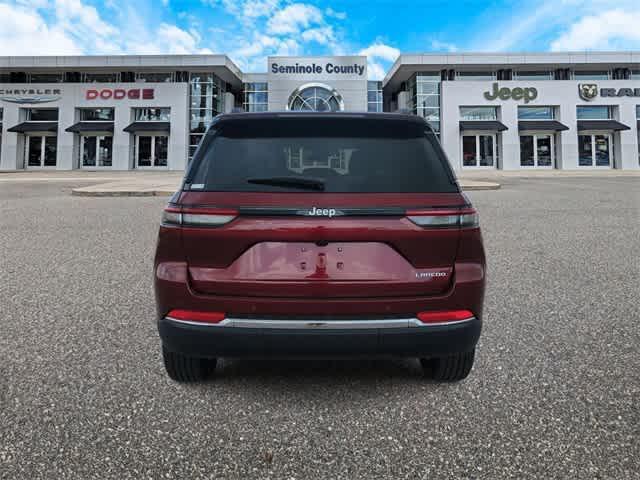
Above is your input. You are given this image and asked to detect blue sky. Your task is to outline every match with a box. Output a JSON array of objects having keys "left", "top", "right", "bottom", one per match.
[{"left": 1, "top": 0, "right": 640, "bottom": 78}]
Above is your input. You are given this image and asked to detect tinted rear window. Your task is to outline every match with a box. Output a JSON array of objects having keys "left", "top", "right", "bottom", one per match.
[{"left": 187, "top": 116, "right": 457, "bottom": 193}]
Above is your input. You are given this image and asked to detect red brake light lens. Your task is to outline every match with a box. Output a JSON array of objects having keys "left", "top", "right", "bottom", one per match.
[
  {"left": 416, "top": 310, "right": 474, "bottom": 323},
  {"left": 167, "top": 309, "right": 226, "bottom": 324},
  {"left": 161, "top": 206, "right": 238, "bottom": 226},
  {"left": 406, "top": 208, "right": 479, "bottom": 228}
]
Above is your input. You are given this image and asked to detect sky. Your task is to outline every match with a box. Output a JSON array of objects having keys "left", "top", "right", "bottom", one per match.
[{"left": 1, "top": 0, "right": 640, "bottom": 79}]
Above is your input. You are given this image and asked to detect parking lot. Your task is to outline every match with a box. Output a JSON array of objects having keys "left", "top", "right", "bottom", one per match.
[{"left": 0, "top": 176, "right": 638, "bottom": 479}]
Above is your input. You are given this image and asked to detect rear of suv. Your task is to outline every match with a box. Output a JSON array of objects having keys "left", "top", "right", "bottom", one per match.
[{"left": 154, "top": 112, "right": 486, "bottom": 382}]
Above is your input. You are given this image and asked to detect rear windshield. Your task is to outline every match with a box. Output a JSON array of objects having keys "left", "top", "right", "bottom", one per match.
[{"left": 187, "top": 116, "right": 457, "bottom": 193}]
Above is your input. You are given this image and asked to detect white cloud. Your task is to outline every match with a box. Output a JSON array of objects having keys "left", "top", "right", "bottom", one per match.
[
  {"left": 0, "top": 3, "right": 82, "bottom": 55},
  {"left": 325, "top": 7, "right": 346, "bottom": 20},
  {"left": 430, "top": 40, "right": 458, "bottom": 52},
  {"left": 267, "top": 3, "right": 323, "bottom": 35},
  {"left": 243, "top": 0, "right": 280, "bottom": 19},
  {"left": 301, "top": 26, "right": 335, "bottom": 45},
  {"left": 358, "top": 42, "right": 400, "bottom": 62},
  {"left": 0, "top": 0, "right": 215, "bottom": 56},
  {"left": 54, "top": 0, "right": 118, "bottom": 37},
  {"left": 551, "top": 9, "right": 640, "bottom": 50},
  {"left": 358, "top": 41, "right": 400, "bottom": 79}
]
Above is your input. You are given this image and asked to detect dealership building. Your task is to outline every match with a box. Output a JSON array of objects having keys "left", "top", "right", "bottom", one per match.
[{"left": 1, "top": 51, "right": 639, "bottom": 171}]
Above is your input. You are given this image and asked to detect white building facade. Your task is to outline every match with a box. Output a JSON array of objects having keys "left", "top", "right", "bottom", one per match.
[{"left": 1, "top": 52, "right": 639, "bottom": 171}]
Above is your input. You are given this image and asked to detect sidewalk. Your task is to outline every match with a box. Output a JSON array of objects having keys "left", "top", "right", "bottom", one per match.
[
  {"left": 3, "top": 169, "right": 638, "bottom": 197},
  {"left": 0, "top": 170, "right": 501, "bottom": 196},
  {"left": 68, "top": 174, "right": 499, "bottom": 196}
]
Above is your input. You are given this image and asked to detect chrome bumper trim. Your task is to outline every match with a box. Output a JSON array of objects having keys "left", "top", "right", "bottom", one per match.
[{"left": 165, "top": 316, "right": 476, "bottom": 329}]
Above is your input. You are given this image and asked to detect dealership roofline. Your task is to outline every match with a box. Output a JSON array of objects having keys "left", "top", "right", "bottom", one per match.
[
  {"left": 0, "top": 54, "right": 244, "bottom": 87},
  {"left": 383, "top": 51, "right": 640, "bottom": 91}
]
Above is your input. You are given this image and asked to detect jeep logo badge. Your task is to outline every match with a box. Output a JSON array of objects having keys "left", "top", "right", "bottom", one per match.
[
  {"left": 302, "top": 207, "right": 341, "bottom": 217},
  {"left": 483, "top": 83, "right": 538, "bottom": 103},
  {"left": 579, "top": 83, "right": 598, "bottom": 101}
]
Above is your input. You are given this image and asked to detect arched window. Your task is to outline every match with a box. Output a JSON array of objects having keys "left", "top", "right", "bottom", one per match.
[{"left": 287, "top": 83, "right": 344, "bottom": 112}]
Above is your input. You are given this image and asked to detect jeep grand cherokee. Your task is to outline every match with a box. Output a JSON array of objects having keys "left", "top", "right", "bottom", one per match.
[{"left": 154, "top": 112, "right": 486, "bottom": 382}]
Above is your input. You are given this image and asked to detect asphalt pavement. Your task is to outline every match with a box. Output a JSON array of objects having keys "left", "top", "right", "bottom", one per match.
[{"left": 0, "top": 176, "right": 638, "bottom": 479}]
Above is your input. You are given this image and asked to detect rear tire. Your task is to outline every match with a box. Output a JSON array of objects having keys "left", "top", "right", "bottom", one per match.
[
  {"left": 162, "top": 346, "right": 217, "bottom": 382},
  {"left": 422, "top": 349, "right": 475, "bottom": 382}
]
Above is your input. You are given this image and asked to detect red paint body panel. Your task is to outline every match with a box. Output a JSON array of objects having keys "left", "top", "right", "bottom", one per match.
[
  {"left": 189, "top": 241, "right": 453, "bottom": 297},
  {"left": 154, "top": 192, "right": 486, "bottom": 318}
]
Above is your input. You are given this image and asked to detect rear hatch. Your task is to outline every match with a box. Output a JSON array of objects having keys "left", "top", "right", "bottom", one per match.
[{"left": 174, "top": 114, "right": 472, "bottom": 299}]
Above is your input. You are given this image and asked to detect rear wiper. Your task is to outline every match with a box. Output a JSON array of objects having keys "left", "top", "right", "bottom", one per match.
[{"left": 247, "top": 176, "right": 325, "bottom": 191}]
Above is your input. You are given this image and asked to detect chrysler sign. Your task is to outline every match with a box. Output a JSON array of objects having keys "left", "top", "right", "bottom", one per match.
[
  {"left": 86, "top": 88, "right": 155, "bottom": 100},
  {"left": 0, "top": 88, "right": 62, "bottom": 104}
]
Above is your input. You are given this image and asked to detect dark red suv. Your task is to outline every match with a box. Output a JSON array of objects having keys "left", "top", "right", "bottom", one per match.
[{"left": 154, "top": 112, "right": 485, "bottom": 382}]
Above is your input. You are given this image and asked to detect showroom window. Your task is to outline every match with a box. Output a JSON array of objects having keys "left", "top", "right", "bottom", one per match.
[
  {"left": 80, "top": 108, "right": 115, "bottom": 121},
  {"left": 518, "top": 107, "right": 557, "bottom": 168},
  {"left": 288, "top": 83, "right": 344, "bottom": 112},
  {"left": 76, "top": 108, "right": 114, "bottom": 168},
  {"left": 573, "top": 70, "right": 610, "bottom": 80},
  {"left": 455, "top": 71, "right": 497, "bottom": 81},
  {"left": 135, "top": 72, "right": 174, "bottom": 83},
  {"left": 27, "top": 108, "right": 59, "bottom": 121},
  {"left": 576, "top": 106, "right": 612, "bottom": 120},
  {"left": 367, "top": 81, "right": 383, "bottom": 112},
  {"left": 134, "top": 107, "right": 171, "bottom": 122},
  {"left": 576, "top": 106, "right": 614, "bottom": 167},
  {"left": 460, "top": 106, "right": 497, "bottom": 121},
  {"left": 28, "top": 73, "right": 64, "bottom": 83},
  {"left": 514, "top": 70, "right": 554, "bottom": 80},
  {"left": 83, "top": 72, "right": 120, "bottom": 83},
  {"left": 243, "top": 82, "right": 268, "bottom": 112},
  {"left": 518, "top": 106, "right": 555, "bottom": 119},
  {"left": 460, "top": 106, "right": 500, "bottom": 168},
  {"left": 189, "top": 72, "right": 225, "bottom": 161},
  {"left": 408, "top": 72, "right": 441, "bottom": 134},
  {"left": 21, "top": 108, "right": 59, "bottom": 168}
]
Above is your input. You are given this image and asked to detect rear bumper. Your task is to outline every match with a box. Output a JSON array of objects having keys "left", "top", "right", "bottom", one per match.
[{"left": 158, "top": 316, "right": 481, "bottom": 358}]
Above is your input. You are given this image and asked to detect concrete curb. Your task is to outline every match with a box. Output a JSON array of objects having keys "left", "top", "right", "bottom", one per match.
[{"left": 71, "top": 189, "right": 176, "bottom": 197}]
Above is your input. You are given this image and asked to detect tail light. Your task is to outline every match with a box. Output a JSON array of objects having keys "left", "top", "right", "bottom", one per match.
[
  {"left": 167, "top": 309, "right": 226, "bottom": 324},
  {"left": 406, "top": 208, "right": 479, "bottom": 228},
  {"left": 161, "top": 205, "right": 238, "bottom": 227},
  {"left": 416, "top": 310, "right": 474, "bottom": 323}
]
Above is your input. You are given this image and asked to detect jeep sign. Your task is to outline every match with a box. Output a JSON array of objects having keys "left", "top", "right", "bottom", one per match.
[{"left": 483, "top": 83, "right": 538, "bottom": 103}]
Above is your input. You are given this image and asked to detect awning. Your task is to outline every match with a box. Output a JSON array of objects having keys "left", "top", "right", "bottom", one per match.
[
  {"left": 123, "top": 121, "right": 170, "bottom": 133},
  {"left": 7, "top": 121, "right": 58, "bottom": 133},
  {"left": 66, "top": 121, "right": 114, "bottom": 133},
  {"left": 459, "top": 121, "right": 508, "bottom": 132},
  {"left": 518, "top": 120, "right": 569, "bottom": 131},
  {"left": 577, "top": 120, "right": 630, "bottom": 131}
]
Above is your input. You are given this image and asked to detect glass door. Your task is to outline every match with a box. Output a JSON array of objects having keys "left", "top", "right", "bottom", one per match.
[
  {"left": 81, "top": 135, "right": 113, "bottom": 167},
  {"left": 594, "top": 135, "right": 611, "bottom": 167},
  {"left": 135, "top": 134, "right": 168, "bottom": 168},
  {"left": 462, "top": 134, "right": 496, "bottom": 167},
  {"left": 154, "top": 136, "right": 168, "bottom": 167},
  {"left": 520, "top": 134, "right": 554, "bottom": 168},
  {"left": 26, "top": 135, "right": 57, "bottom": 168},
  {"left": 578, "top": 134, "right": 612, "bottom": 167},
  {"left": 81, "top": 136, "right": 97, "bottom": 167},
  {"left": 27, "top": 136, "right": 43, "bottom": 167}
]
